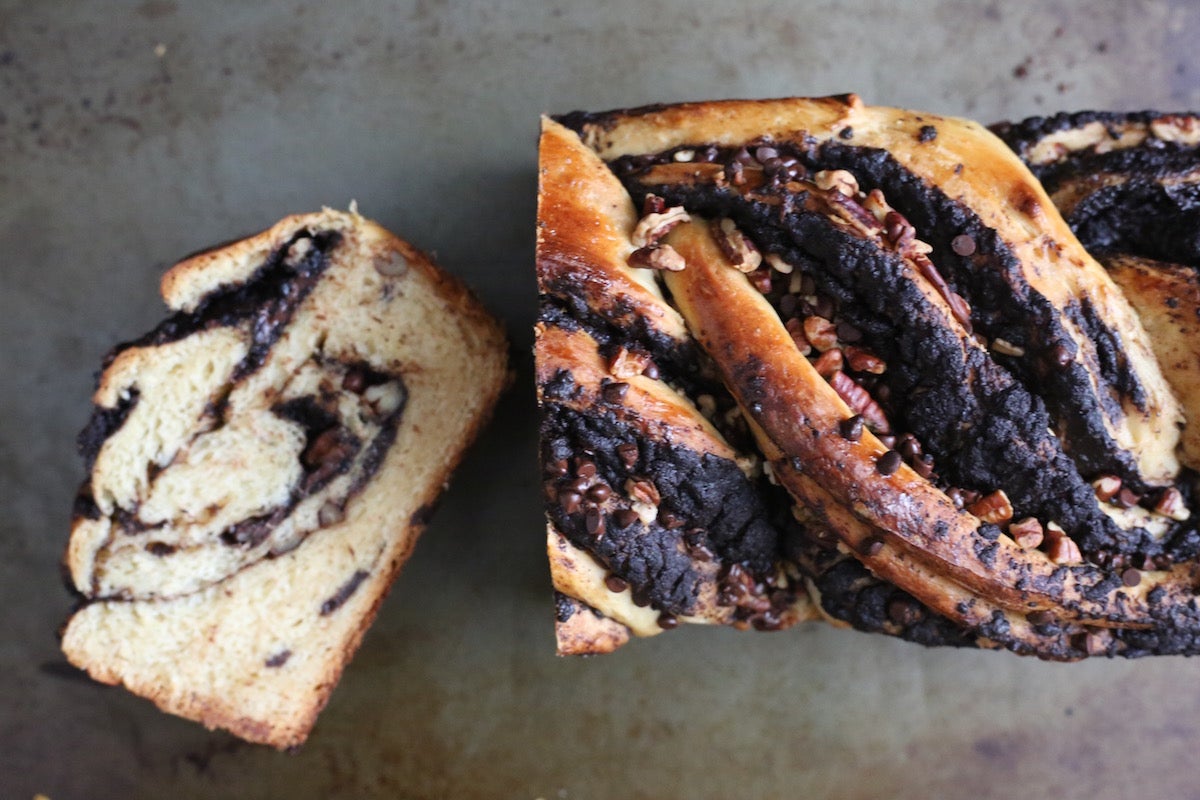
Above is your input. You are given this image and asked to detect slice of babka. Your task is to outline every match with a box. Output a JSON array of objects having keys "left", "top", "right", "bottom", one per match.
[{"left": 62, "top": 208, "right": 509, "bottom": 748}]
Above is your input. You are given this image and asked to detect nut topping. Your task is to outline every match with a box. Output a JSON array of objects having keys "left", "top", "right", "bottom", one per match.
[
  {"left": 712, "top": 218, "right": 763, "bottom": 272},
  {"left": 843, "top": 345, "right": 886, "bottom": 374},
  {"left": 631, "top": 204, "right": 691, "bottom": 247},
  {"left": 803, "top": 316, "right": 839, "bottom": 352},
  {"left": 1154, "top": 487, "right": 1189, "bottom": 521},
  {"left": 967, "top": 489, "right": 1014, "bottom": 524},
  {"left": 607, "top": 346, "right": 652, "bottom": 379},
  {"left": 1008, "top": 517, "right": 1044, "bottom": 549},
  {"left": 625, "top": 478, "right": 661, "bottom": 507},
  {"left": 785, "top": 317, "right": 813, "bottom": 355},
  {"left": 813, "top": 169, "right": 859, "bottom": 197},
  {"left": 829, "top": 370, "right": 891, "bottom": 434},
  {"left": 990, "top": 338, "right": 1026, "bottom": 357},
  {"left": 813, "top": 349, "right": 843, "bottom": 377},
  {"left": 1043, "top": 522, "right": 1083, "bottom": 565},
  {"left": 1091, "top": 474, "right": 1122, "bottom": 503},
  {"left": 627, "top": 243, "right": 686, "bottom": 271}
]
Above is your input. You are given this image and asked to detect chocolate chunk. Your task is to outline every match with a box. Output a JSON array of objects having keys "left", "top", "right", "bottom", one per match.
[
  {"left": 876, "top": 450, "right": 903, "bottom": 476},
  {"left": 319, "top": 569, "right": 369, "bottom": 616}
]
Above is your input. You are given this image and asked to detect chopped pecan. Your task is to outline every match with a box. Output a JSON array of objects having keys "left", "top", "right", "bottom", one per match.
[
  {"left": 784, "top": 317, "right": 812, "bottom": 355},
  {"left": 627, "top": 244, "right": 686, "bottom": 271},
  {"left": 631, "top": 205, "right": 691, "bottom": 247},
  {"left": 968, "top": 489, "right": 1014, "bottom": 524},
  {"left": 813, "top": 349, "right": 843, "bottom": 377},
  {"left": 1154, "top": 487, "right": 1189, "bottom": 521},
  {"left": 813, "top": 169, "right": 859, "bottom": 197},
  {"left": 712, "top": 218, "right": 763, "bottom": 272},
  {"left": 843, "top": 345, "right": 886, "bottom": 374},
  {"left": 829, "top": 370, "right": 891, "bottom": 434},
  {"left": 803, "top": 316, "right": 839, "bottom": 352},
  {"left": 606, "top": 346, "right": 651, "bottom": 379},
  {"left": 1008, "top": 517, "right": 1044, "bottom": 549},
  {"left": 1043, "top": 522, "right": 1083, "bottom": 565},
  {"left": 624, "top": 478, "right": 662, "bottom": 507},
  {"left": 1091, "top": 474, "right": 1122, "bottom": 502}
]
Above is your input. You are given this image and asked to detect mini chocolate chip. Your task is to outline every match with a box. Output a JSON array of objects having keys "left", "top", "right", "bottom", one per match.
[
  {"left": 613, "top": 508, "right": 640, "bottom": 528},
  {"left": 1122, "top": 568, "right": 1141, "bottom": 587},
  {"left": 914, "top": 454, "right": 936, "bottom": 479},
  {"left": 1050, "top": 343, "right": 1073, "bottom": 368},
  {"left": 861, "top": 536, "right": 885, "bottom": 556},
  {"left": 558, "top": 490, "right": 582, "bottom": 514},
  {"left": 631, "top": 588, "right": 652, "bottom": 607},
  {"left": 898, "top": 434, "right": 922, "bottom": 461},
  {"left": 341, "top": 369, "right": 367, "bottom": 394},
  {"left": 566, "top": 476, "right": 590, "bottom": 494},
  {"left": 1027, "top": 610, "right": 1055, "bottom": 626},
  {"left": 605, "top": 575, "right": 629, "bottom": 593},
  {"left": 546, "top": 458, "right": 569, "bottom": 478},
  {"left": 617, "top": 443, "right": 639, "bottom": 468},
  {"left": 779, "top": 293, "right": 799, "bottom": 317},
  {"left": 586, "top": 483, "right": 612, "bottom": 502},
  {"left": 642, "top": 362, "right": 661, "bottom": 380},
  {"left": 876, "top": 450, "right": 902, "bottom": 475},
  {"left": 838, "top": 126, "right": 853, "bottom": 140},
  {"left": 657, "top": 613, "right": 679, "bottom": 630},
  {"left": 877, "top": 434, "right": 897, "bottom": 449},
  {"left": 887, "top": 597, "right": 924, "bottom": 627},
  {"left": 839, "top": 415, "right": 864, "bottom": 441},
  {"left": 575, "top": 459, "right": 597, "bottom": 479},
  {"left": 584, "top": 507, "right": 605, "bottom": 538},
  {"left": 602, "top": 381, "right": 630, "bottom": 403},
  {"left": 836, "top": 321, "right": 863, "bottom": 343},
  {"left": 947, "top": 488, "right": 966, "bottom": 509},
  {"left": 755, "top": 146, "right": 779, "bottom": 162},
  {"left": 951, "top": 234, "right": 977, "bottom": 256}
]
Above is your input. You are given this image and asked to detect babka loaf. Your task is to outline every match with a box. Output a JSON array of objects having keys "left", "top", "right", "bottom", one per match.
[
  {"left": 537, "top": 95, "right": 1200, "bottom": 659},
  {"left": 62, "top": 209, "right": 509, "bottom": 747}
]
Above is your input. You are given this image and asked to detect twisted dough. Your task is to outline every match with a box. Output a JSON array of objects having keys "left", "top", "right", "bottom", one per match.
[{"left": 539, "top": 96, "right": 1200, "bottom": 658}]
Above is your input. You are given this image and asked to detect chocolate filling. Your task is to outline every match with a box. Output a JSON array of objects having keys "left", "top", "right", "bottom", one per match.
[
  {"left": 541, "top": 399, "right": 781, "bottom": 617},
  {"left": 621, "top": 167, "right": 1148, "bottom": 559},
  {"left": 74, "top": 229, "right": 342, "bottom": 470},
  {"left": 319, "top": 569, "right": 369, "bottom": 615}
]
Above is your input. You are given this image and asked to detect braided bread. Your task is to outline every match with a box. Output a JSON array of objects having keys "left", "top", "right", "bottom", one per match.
[
  {"left": 62, "top": 209, "right": 509, "bottom": 746},
  {"left": 537, "top": 95, "right": 1200, "bottom": 658}
]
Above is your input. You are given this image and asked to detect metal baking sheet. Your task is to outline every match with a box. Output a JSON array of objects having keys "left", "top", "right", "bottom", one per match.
[{"left": 5, "top": 1, "right": 1200, "bottom": 797}]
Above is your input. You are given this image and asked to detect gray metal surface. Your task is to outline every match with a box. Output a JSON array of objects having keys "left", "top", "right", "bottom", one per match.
[{"left": 4, "top": 1, "right": 1200, "bottom": 797}]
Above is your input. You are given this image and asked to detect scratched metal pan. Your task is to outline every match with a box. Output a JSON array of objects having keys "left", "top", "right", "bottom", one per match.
[{"left": 4, "top": 1, "right": 1200, "bottom": 798}]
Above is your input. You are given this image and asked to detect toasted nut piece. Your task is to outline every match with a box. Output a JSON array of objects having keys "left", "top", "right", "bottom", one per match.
[
  {"left": 764, "top": 253, "right": 794, "bottom": 274},
  {"left": 968, "top": 489, "right": 1014, "bottom": 524},
  {"left": 785, "top": 317, "right": 812, "bottom": 355},
  {"left": 1154, "top": 487, "right": 1190, "bottom": 521},
  {"left": 631, "top": 206, "right": 690, "bottom": 247},
  {"left": 990, "top": 338, "right": 1026, "bottom": 357},
  {"left": 625, "top": 478, "right": 661, "bottom": 507},
  {"left": 844, "top": 345, "right": 886, "bottom": 374},
  {"left": 628, "top": 244, "right": 686, "bottom": 272},
  {"left": 813, "top": 349, "right": 843, "bottom": 377},
  {"left": 803, "top": 316, "right": 839, "bottom": 352},
  {"left": 1092, "top": 474, "right": 1122, "bottom": 502},
  {"left": 606, "top": 346, "right": 652, "bottom": 379},
  {"left": 829, "top": 370, "right": 891, "bottom": 434},
  {"left": 712, "top": 218, "right": 763, "bottom": 272},
  {"left": 1046, "top": 533, "right": 1084, "bottom": 565},
  {"left": 1008, "top": 517, "right": 1044, "bottom": 549},
  {"left": 813, "top": 169, "right": 859, "bottom": 197}
]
